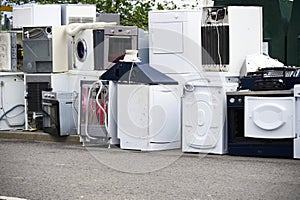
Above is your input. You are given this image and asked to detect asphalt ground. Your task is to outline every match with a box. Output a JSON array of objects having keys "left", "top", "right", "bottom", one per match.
[{"left": 0, "top": 138, "right": 299, "bottom": 200}]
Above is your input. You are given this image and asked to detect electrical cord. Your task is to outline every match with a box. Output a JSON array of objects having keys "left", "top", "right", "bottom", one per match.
[
  {"left": 24, "top": 28, "right": 45, "bottom": 39},
  {"left": 128, "top": 62, "right": 135, "bottom": 83},
  {"left": 72, "top": 91, "right": 79, "bottom": 132},
  {"left": 0, "top": 104, "right": 25, "bottom": 128},
  {"left": 95, "top": 81, "right": 111, "bottom": 148},
  {"left": 84, "top": 80, "right": 110, "bottom": 147},
  {"left": 85, "top": 81, "right": 100, "bottom": 140},
  {"left": 0, "top": 104, "right": 25, "bottom": 120},
  {"left": 214, "top": 9, "right": 223, "bottom": 71}
]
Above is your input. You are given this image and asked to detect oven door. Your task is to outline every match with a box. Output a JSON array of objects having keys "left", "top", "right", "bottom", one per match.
[
  {"left": 245, "top": 96, "right": 295, "bottom": 139},
  {"left": 42, "top": 100, "right": 60, "bottom": 136},
  {"left": 103, "top": 35, "right": 137, "bottom": 69}
]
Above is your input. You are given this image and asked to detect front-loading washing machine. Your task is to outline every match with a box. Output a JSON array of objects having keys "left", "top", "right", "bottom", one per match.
[
  {"left": 73, "top": 29, "right": 94, "bottom": 71},
  {"left": 182, "top": 77, "right": 227, "bottom": 154},
  {"left": 182, "top": 73, "right": 238, "bottom": 154}
]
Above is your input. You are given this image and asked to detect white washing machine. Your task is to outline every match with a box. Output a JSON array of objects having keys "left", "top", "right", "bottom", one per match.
[
  {"left": 182, "top": 73, "right": 238, "bottom": 154},
  {"left": 117, "top": 84, "right": 181, "bottom": 151},
  {"left": 73, "top": 29, "right": 94, "bottom": 71},
  {"left": 294, "top": 85, "right": 300, "bottom": 159}
]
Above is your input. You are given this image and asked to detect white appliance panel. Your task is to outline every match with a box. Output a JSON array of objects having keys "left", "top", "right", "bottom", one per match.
[
  {"left": 108, "top": 81, "right": 119, "bottom": 145},
  {"left": 13, "top": 5, "right": 61, "bottom": 28},
  {"left": 295, "top": 95, "right": 300, "bottom": 159},
  {"left": 245, "top": 97, "right": 294, "bottom": 139},
  {"left": 52, "top": 26, "right": 68, "bottom": 72},
  {"left": 149, "top": 86, "right": 181, "bottom": 143},
  {"left": 152, "top": 22, "right": 183, "bottom": 54},
  {"left": 61, "top": 4, "right": 96, "bottom": 25},
  {"left": 294, "top": 85, "right": 300, "bottom": 159},
  {"left": 13, "top": 7, "right": 32, "bottom": 28},
  {"left": 228, "top": 6, "right": 263, "bottom": 77},
  {"left": 117, "top": 84, "right": 181, "bottom": 151},
  {"left": 117, "top": 85, "right": 149, "bottom": 141},
  {"left": 149, "top": 10, "right": 202, "bottom": 74},
  {"left": 0, "top": 74, "right": 25, "bottom": 130},
  {"left": 182, "top": 82, "right": 226, "bottom": 154}
]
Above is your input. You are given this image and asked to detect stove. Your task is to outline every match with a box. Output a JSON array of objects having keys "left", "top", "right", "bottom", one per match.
[{"left": 42, "top": 91, "right": 76, "bottom": 136}]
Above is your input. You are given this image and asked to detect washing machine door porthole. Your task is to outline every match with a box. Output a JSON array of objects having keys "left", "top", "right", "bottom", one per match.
[{"left": 76, "top": 39, "right": 87, "bottom": 62}]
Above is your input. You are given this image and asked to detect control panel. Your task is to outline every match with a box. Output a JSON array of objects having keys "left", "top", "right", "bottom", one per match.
[
  {"left": 104, "top": 26, "right": 138, "bottom": 36},
  {"left": 42, "top": 91, "right": 56, "bottom": 100}
]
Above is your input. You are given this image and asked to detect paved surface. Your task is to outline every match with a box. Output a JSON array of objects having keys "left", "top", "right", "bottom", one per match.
[{"left": 0, "top": 139, "right": 299, "bottom": 200}]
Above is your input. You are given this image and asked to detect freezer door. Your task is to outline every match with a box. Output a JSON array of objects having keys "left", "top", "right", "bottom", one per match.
[{"left": 245, "top": 96, "right": 295, "bottom": 139}]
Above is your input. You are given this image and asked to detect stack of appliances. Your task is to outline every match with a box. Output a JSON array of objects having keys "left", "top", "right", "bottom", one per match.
[
  {"left": 100, "top": 61, "right": 181, "bottom": 151},
  {"left": 149, "top": 9, "right": 202, "bottom": 151},
  {"left": 227, "top": 67, "right": 300, "bottom": 158},
  {"left": 13, "top": 4, "right": 70, "bottom": 131},
  {"left": 68, "top": 24, "right": 147, "bottom": 71},
  {"left": 149, "top": 6, "right": 262, "bottom": 154}
]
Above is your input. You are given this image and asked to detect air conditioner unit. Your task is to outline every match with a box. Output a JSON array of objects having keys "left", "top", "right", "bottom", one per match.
[{"left": 0, "top": 32, "right": 17, "bottom": 72}]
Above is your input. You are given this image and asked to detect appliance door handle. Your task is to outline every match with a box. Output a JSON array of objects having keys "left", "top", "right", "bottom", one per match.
[
  {"left": 42, "top": 102, "right": 54, "bottom": 106},
  {"left": 160, "top": 90, "right": 173, "bottom": 93},
  {"left": 106, "top": 35, "right": 132, "bottom": 39}
]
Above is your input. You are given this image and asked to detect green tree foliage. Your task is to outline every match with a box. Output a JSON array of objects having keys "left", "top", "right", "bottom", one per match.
[{"left": 3, "top": 0, "right": 200, "bottom": 29}]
